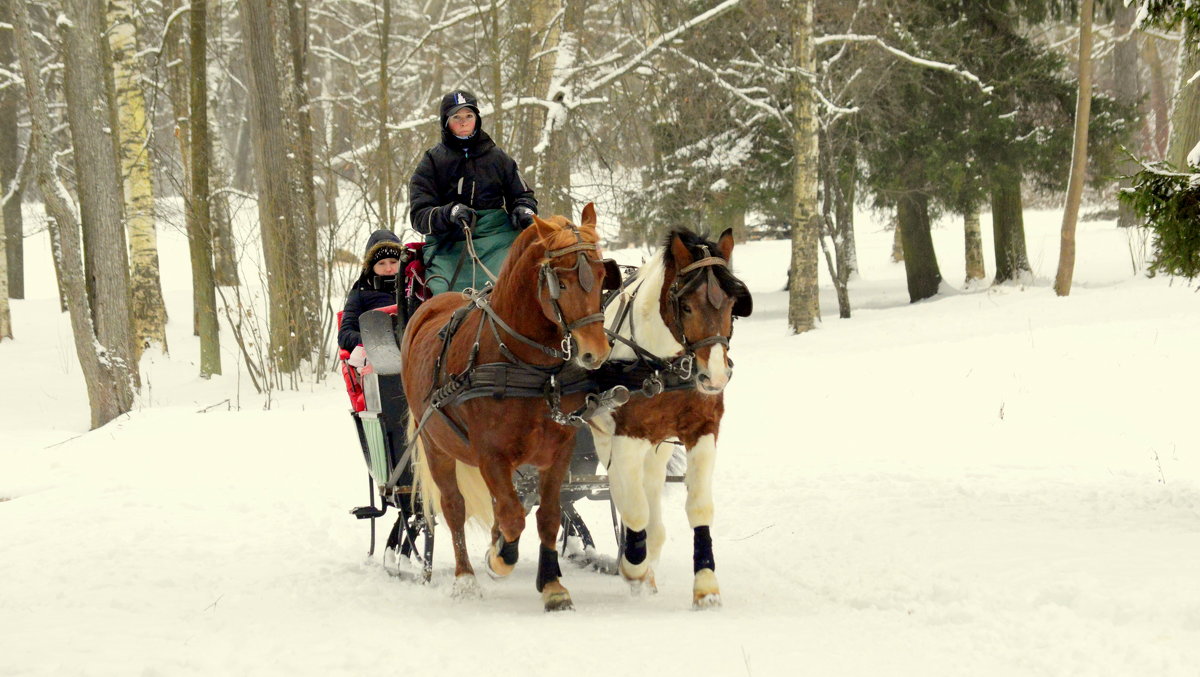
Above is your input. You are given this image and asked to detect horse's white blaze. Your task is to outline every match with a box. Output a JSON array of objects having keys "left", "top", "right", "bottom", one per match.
[
  {"left": 684, "top": 434, "right": 717, "bottom": 527},
  {"left": 608, "top": 435, "right": 653, "bottom": 531},
  {"left": 700, "top": 344, "right": 731, "bottom": 392}
]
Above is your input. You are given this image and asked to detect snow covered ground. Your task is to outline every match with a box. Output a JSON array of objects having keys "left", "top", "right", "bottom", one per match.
[{"left": 2, "top": 205, "right": 1198, "bottom": 676}]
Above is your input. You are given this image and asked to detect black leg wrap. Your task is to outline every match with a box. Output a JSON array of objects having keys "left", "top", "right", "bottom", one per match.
[
  {"left": 624, "top": 527, "right": 648, "bottom": 566},
  {"left": 693, "top": 526, "right": 715, "bottom": 573},
  {"left": 535, "top": 544, "right": 562, "bottom": 593},
  {"left": 498, "top": 536, "right": 520, "bottom": 566}
]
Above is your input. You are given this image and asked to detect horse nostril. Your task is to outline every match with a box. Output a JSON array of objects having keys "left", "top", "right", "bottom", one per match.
[{"left": 582, "top": 352, "right": 595, "bottom": 366}]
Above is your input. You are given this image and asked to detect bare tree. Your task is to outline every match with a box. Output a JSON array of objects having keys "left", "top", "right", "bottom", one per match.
[
  {"left": 1055, "top": 0, "right": 1096, "bottom": 297},
  {"left": 0, "top": 206, "right": 10, "bottom": 339},
  {"left": 789, "top": 0, "right": 820, "bottom": 333},
  {"left": 0, "top": 0, "right": 22, "bottom": 301},
  {"left": 61, "top": 0, "right": 138, "bottom": 392},
  {"left": 238, "top": 0, "right": 320, "bottom": 372},
  {"left": 190, "top": 0, "right": 221, "bottom": 376},
  {"left": 12, "top": 0, "right": 131, "bottom": 428},
  {"left": 110, "top": 0, "right": 169, "bottom": 356}
]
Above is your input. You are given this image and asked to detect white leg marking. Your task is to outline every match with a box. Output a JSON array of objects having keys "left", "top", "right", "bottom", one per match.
[
  {"left": 643, "top": 443, "right": 673, "bottom": 567},
  {"left": 609, "top": 435, "right": 652, "bottom": 531},
  {"left": 685, "top": 434, "right": 717, "bottom": 528}
]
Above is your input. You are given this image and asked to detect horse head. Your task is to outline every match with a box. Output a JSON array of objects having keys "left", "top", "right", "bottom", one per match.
[
  {"left": 663, "top": 228, "right": 753, "bottom": 394},
  {"left": 529, "top": 203, "right": 622, "bottom": 370}
]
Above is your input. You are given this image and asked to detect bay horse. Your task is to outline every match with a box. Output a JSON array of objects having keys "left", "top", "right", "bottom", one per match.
[
  {"left": 591, "top": 228, "right": 752, "bottom": 608},
  {"left": 400, "top": 204, "right": 619, "bottom": 611}
]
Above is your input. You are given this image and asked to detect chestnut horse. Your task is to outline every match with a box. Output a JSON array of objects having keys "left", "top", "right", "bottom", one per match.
[
  {"left": 401, "top": 204, "right": 617, "bottom": 611},
  {"left": 591, "top": 228, "right": 751, "bottom": 608}
]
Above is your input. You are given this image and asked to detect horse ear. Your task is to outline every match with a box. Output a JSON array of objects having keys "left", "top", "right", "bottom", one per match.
[
  {"left": 670, "top": 234, "right": 694, "bottom": 270},
  {"left": 580, "top": 202, "right": 597, "bottom": 229},
  {"left": 717, "top": 228, "right": 735, "bottom": 263},
  {"left": 532, "top": 214, "right": 557, "bottom": 242}
]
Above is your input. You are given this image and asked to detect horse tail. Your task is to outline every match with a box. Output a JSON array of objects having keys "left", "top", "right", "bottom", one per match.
[
  {"left": 455, "top": 461, "right": 495, "bottom": 529},
  {"left": 410, "top": 416, "right": 439, "bottom": 523}
]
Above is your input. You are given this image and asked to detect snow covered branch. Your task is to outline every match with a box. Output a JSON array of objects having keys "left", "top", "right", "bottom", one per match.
[
  {"left": 581, "top": 0, "right": 744, "bottom": 97},
  {"left": 815, "top": 34, "right": 993, "bottom": 95}
]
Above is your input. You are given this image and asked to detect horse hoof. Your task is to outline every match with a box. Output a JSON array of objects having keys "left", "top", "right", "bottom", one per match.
[
  {"left": 451, "top": 575, "right": 483, "bottom": 600},
  {"left": 542, "top": 581, "right": 574, "bottom": 612},
  {"left": 484, "top": 546, "right": 515, "bottom": 580},
  {"left": 692, "top": 568, "right": 720, "bottom": 608},
  {"left": 626, "top": 569, "right": 658, "bottom": 596}
]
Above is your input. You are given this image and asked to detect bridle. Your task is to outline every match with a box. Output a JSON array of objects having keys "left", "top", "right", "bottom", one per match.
[
  {"left": 533, "top": 226, "right": 619, "bottom": 361},
  {"left": 604, "top": 245, "right": 742, "bottom": 393},
  {"left": 665, "top": 245, "right": 735, "bottom": 356}
]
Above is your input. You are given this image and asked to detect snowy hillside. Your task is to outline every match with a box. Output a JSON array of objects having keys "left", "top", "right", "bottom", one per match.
[{"left": 1, "top": 205, "right": 1198, "bottom": 676}]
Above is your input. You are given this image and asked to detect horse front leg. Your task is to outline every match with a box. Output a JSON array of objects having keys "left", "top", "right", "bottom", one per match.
[
  {"left": 534, "top": 444, "right": 574, "bottom": 611},
  {"left": 685, "top": 433, "right": 720, "bottom": 608},
  {"left": 477, "top": 453, "right": 525, "bottom": 580},
  {"left": 641, "top": 442, "right": 675, "bottom": 575},
  {"left": 608, "top": 435, "right": 656, "bottom": 590}
]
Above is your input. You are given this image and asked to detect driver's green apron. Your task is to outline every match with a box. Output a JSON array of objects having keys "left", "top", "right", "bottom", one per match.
[{"left": 423, "top": 208, "right": 519, "bottom": 295}]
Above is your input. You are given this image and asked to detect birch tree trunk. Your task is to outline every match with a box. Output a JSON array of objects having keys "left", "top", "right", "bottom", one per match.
[
  {"left": 964, "top": 207, "right": 986, "bottom": 283},
  {"left": 1167, "top": 43, "right": 1200, "bottom": 170},
  {"left": 0, "top": 0, "right": 22, "bottom": 301},
  {"left": 788, "top": 0, "right": 820, "bottom": 333},
  {"left": 109, "top": 0, "right": 168, "bottom": 356},
  {"left": 190, "top": 0, "right": 220, "bottom": 377},
  {"left": 0, "top": 206, "right": 10, "bottom": 339},
  {"left": 13, "top": 0, "right": 130, "bottom": 428},
  {"left": 1054, "top": 0, "right": 1095, "bottom": 297},
  {"left": 528, "top": 0, "right": 572, "bottom": 217},
  {"left": 238, "top": 0, "right": 318, "bottom": 372},
  {"left": 61, "top": 0, "right": 138, "bottom": 395}
]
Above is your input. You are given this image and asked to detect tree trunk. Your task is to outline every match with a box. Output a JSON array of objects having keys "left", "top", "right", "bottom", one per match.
[
  {"left": 376, "top": 0, "right": 392, "bottom": 230},
  {"left": 109, "top": 0, "right": 168, "bottom": 356},
  {"left": 61, "top": 0, "right": 138, "bottom": 394},
  {"left": 1055, "top": 0, "right": 1095, "bottom": 297},
  {"left": 835, "top": 151, "right": 858, "bottom": 277},
  {"left": 1167, "top": 43, "right": 1200, "bottom": 169},
  {"left": 1143, "top": 39, "right": 1170, "bottom": 160},
  {"left": 13, "top": 0, "right": 129, "bottom": 428},
  {"left": 207, "top": 4, "right": 239, "bottom": 287},
  {"left": 891, "top": 221, "right": 903, "bottom": 263},
  {"left": 166, "top": 0, "right": 191, "bottom": 194},
  {"left": 238, "top": 0, "right": 318, "bottom": 372},
  {"left": 788, "top": 0, "right": 820, "bottom": 333},
  {"left": 990, "top": 168, "right": 1032, "bottom": 284},
  {"left": 896, "top": 190, "right": 942, "bottom": 302},
  {"left": 190, "top": 0, "right": 221, "bottom": 377},
  {"left": 964, "top": 207, "right": 986, "bottom": 283},
  {"left": 1111, "top": 2, "right": 1140, "bottom": 229},
  {"left": 529, "top": 0, "right": 576, "bottom": 218},
  {"left": 0, "top": 0, "right": 23, "bottom": 301},
  {"left": 0, "top": 206, "right": 10, "bottom": 339}
]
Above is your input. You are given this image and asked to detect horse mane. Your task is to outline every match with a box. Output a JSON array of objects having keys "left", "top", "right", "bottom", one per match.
[
  {"left": 495, "top": 215, "right": 599, "bottom": 280},
  {"left": 659, "top": 229, "right": 748, "bottom": 299}
]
